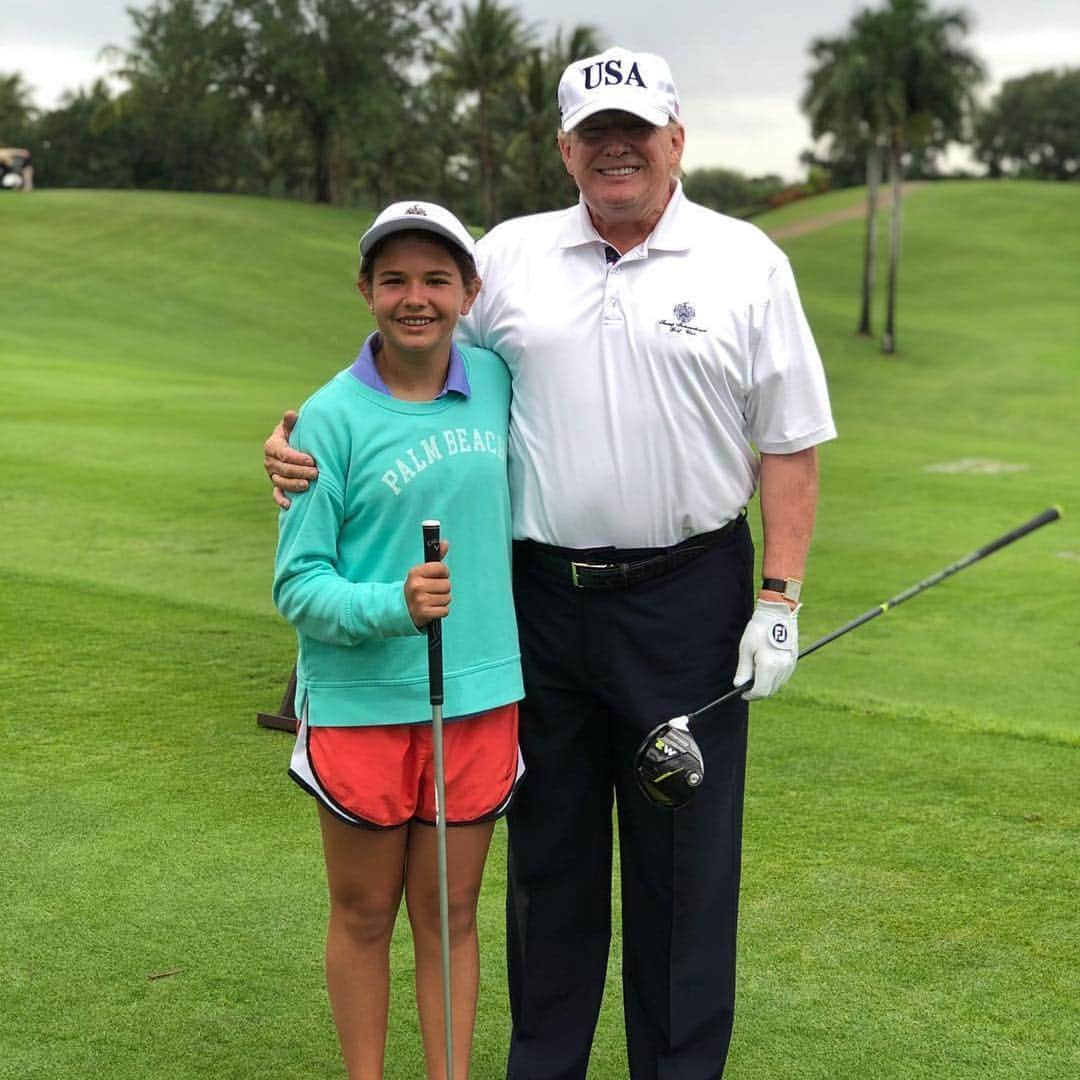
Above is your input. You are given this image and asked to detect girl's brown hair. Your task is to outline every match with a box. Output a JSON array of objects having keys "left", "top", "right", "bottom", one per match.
[{"left": 359, "top": 229, "right": 478, "bottom": 286}]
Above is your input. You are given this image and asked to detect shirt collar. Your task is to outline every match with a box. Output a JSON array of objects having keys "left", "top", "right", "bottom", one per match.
[
  {"left": 347, "top": 333, "right": 471, "bottom": 399},
  {"left": 644, "top": 181, "right": 694, "bottom": 252},
  {"left": 557, "top": 180, "right": 693, "bottom": 257}
]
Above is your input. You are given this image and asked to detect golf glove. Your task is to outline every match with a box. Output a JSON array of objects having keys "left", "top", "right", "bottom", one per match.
[{"left": 734, "top": 599, "right": 799, "bottom": 700}]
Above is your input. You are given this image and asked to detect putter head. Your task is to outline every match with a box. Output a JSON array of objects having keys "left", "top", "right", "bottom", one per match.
[{"left": 634, "top": 716, "right": 704, "bottom": 809}]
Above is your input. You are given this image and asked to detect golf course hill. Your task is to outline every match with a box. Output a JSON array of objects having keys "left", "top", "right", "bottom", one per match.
[
  {"left": 3, "top": 180, "right": 1077, "bottom": 744},
  {"left": 3, "top": 179, "right": 1077, "bottom": 1080}
]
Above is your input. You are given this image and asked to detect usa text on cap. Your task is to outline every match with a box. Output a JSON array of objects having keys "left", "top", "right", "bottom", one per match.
[{"left": 558, "top": 47, "right": 681, "bottom": 132}]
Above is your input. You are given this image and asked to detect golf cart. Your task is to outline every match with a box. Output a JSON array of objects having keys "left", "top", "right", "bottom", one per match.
[{"left": 0, "top": 148, "right": 33, "bottom": 191}]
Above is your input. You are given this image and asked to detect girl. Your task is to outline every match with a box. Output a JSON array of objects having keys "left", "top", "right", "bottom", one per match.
[{"left": 273, "top": 201, "right": 522, "bottom": 1080}]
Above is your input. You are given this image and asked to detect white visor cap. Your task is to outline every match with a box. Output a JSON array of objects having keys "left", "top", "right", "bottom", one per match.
[
  {"left": 558, "top": 46, "right": 680, "bottom": 132},
  {"left": 359, "top": 200, "right": 475, "bottom": 260}
]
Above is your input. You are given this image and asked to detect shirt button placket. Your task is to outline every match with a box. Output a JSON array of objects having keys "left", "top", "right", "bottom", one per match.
[{"left": 604, "top": 270, "right": 623, "bottom": 324}]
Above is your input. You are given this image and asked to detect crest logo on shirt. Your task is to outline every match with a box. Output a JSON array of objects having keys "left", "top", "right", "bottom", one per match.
[{"left": 659, "top": 300, "right": 707, "bottom": 336}]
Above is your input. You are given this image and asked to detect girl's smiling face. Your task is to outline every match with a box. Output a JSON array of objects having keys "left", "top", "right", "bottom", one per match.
[{"left": 359, "top": 233, "right": 480, "bottom": 370}]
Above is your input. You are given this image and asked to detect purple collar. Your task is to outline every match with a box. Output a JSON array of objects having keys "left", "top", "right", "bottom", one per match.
[{"left": 347, "top": 333, "right": 471, "bottom": 399}]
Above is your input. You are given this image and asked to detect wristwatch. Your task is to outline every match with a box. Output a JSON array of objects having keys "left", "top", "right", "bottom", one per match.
[{"left": 761, "top": 577, "right": 802, "bottom": 604}]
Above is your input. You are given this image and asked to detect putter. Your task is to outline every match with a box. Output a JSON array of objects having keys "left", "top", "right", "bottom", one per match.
[
  {"left": 636, "top": 506, "right": 1063, "bottom": 809},
  {"left": 423, "top": 520, "right": 455, "bottom": 1080}
]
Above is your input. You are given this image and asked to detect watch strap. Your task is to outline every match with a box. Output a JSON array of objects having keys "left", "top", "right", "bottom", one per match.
[{"left": 761, "top": 576, "right": 802, "bottom": 603}]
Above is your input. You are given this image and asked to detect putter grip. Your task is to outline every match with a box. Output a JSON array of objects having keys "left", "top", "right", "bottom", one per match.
[{"left": 422, "top": 521, "right": 444, "bottom": 706}]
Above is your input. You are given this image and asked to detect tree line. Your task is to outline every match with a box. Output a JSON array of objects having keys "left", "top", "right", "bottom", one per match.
[
  {"left": 1, "top": 0, "right": 603, "bottom": 228},
  {"left": 2, "top": 0, "right": 1076, "bottom": 227},
  {"left": 2, "top": 0, "right": 1077, "bottom": 353}
]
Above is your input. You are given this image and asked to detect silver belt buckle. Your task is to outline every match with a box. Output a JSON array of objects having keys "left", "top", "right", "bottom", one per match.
[{"left": 570, "top": 561, "right": 611, "bottom": 588}]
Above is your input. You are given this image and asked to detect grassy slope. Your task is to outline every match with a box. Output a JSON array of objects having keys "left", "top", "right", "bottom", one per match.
[
  {"left": 774, "top": 180, "right": 1079, "bottom": 744},
  {"left": 1, "top": 184, "right": 1077, "bottom": 1079},
  {"left": 3, "top": 190, "right": 370, "bottom": 616}
]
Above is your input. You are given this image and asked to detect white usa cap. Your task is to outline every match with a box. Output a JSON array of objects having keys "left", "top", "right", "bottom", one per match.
[
  {"left": 558, "top": 46, "right": 680, "bottom": 132},
  {"left": 359, "top": 200, "right": 476, "bottom": 259}
]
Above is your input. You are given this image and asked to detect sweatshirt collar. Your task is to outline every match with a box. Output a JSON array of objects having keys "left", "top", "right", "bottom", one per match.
[{"left": 348, "top": 333, "right": 471, "bottom": 398}]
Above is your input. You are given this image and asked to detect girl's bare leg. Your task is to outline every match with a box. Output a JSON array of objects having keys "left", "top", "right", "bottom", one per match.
[{"left": 319, "top": 805, "right": 409, "bottom": 1080}]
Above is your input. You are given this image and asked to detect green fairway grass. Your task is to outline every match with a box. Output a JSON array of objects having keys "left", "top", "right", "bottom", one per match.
[
  {"left": 785, "top": 180, "right": 1079, "bottom": 748},
  {"left": 2, "top": 183, "right": 1077, "bottom": 1079}
]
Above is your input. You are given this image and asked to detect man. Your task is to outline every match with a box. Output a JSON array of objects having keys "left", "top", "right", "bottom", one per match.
[{"left": 266, "top": 46, "right": 835, "bottom": 1080}]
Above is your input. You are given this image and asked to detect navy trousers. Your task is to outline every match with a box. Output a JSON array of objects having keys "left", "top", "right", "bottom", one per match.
[{"left": 505, "top": 520, "right": 754, "bottom": 1080}]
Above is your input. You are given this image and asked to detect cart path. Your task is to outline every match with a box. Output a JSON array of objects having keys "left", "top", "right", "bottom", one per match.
[{"left": 765, "top": 181, "right": 928, "bottom": 241}]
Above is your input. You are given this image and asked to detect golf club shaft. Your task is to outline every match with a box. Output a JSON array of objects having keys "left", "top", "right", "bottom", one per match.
[
  {"left": 423, "top": 520, "right": 454, "bottom": 1080},
  {"left": 687, "top": 506, "right": 1062, "bottom": 726}
]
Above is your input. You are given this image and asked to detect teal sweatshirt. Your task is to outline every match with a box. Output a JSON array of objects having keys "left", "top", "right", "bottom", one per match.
[{"left": 273, "top": 346, "right": 522, "bottom": 726}]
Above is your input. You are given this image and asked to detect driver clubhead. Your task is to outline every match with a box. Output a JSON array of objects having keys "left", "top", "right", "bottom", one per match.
[{"left": 634, "top": 717, "right": 704, "bottom": 809}]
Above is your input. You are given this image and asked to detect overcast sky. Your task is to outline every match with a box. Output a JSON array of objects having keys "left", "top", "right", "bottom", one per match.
[{"left": 3, "top": 0, "right": 1079, "bottom": 179}]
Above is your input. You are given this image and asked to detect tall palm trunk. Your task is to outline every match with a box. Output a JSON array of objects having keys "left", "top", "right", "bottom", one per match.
[
  {"left": 524, "top": 122, "right": 541, "bottom": 212},
  {"left": 858, "top": 140, "right": 882, "bottom": 336},
  {"left": 309, "top": 111, "right": 332, "bottom": 205},
  {"left": 477, "top": 87, "right": 496, "bottom": 229},
  {"left": 882, "top": 136, "right": 903, "bottom": 355}
]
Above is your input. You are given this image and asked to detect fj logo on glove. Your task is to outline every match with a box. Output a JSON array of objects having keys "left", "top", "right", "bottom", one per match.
[{"left": 770, "top": 623, "right": 788, "bottom": 645}]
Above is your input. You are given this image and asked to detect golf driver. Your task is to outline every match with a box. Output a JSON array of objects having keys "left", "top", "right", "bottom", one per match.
[
  {"left": 635, "top": 506, "right": 1063, "bottom": 809},
  {"left": 423, "top": 520, "right": 454, "bottom": 1080}
]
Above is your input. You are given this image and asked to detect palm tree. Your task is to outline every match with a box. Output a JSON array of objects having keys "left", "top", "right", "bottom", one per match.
[
  {"left": 803, "top": 0, "right": 983, "bottom": 354},
  {"left": 803, "top": 22, "right": 889, "bottom": 336},
  {"left": 509, "top": 25, "right": 600, "bottom": 214},
  {"left": 549, "top": 24, "right": 602, "bottom": 73},
  {"left": 436, "top": 0, "right": 534, "bottom": 228},
  {"left": 873, "top": 0, "right": 984, "bottom": 354},
  {"left": 513, "top": 47, "right": 552, "bottom": 214}
]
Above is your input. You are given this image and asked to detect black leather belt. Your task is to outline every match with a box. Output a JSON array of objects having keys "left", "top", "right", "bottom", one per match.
[{"left": 518, "top": 517, "right": 742, "bottom": 591}]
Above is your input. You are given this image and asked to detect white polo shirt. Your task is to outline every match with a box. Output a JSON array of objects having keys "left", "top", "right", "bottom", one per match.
[{"left": 458, "top": 183, "right": 836, "bottom": 549}]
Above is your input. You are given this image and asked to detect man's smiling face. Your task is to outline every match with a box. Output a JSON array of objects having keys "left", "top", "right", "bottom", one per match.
[{"left": 559, "top": 110, "right": 685, "bottom": 229}]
